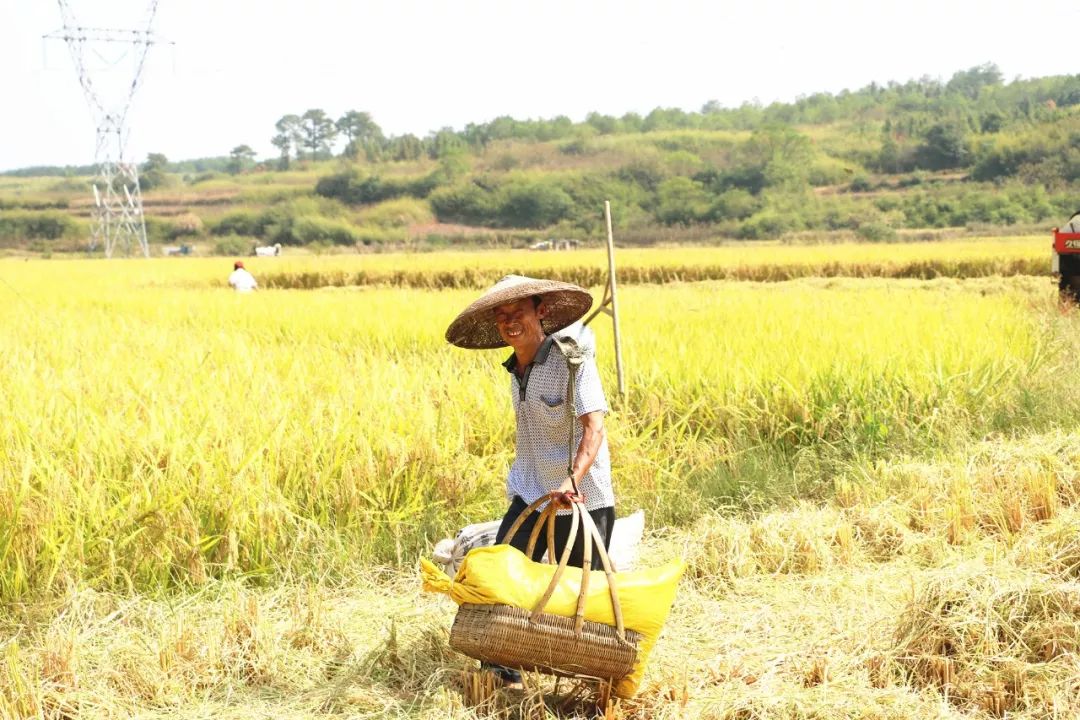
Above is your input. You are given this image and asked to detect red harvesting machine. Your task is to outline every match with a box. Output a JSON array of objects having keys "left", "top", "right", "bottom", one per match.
[{"left": 1053, "top": 211, "right": 1080, "bottom": 303}]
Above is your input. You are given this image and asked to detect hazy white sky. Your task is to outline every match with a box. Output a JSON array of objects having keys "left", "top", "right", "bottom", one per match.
[{"left": 2, "top": 0, "right": 1078, "bottom": 171}]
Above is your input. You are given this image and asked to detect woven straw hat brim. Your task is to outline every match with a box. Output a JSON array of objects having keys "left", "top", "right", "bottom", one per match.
[{"left": 445, "top": 275, "right": 593, "bottom": 349}]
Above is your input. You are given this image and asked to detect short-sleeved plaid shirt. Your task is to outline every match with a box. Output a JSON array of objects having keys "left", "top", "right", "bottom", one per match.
[{"left": 502, "top": 334, "right": 614, "bottom": 512}]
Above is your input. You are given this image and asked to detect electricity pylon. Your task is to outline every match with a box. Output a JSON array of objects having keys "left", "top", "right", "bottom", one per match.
[{"left": 44, "top": 1, "right": 170, "bottom": 257}]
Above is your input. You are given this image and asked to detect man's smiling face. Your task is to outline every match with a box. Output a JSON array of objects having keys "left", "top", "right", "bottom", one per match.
[{"left": 493, "top": 297, "right": 547, "bottom": 350}]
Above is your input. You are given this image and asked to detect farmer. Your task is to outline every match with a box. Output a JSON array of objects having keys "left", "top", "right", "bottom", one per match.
[
  {"left": 228, "top": 260, "right": 257, "bottom": 293},
  {"left": 445, "top": 275, "right": 616, "bottom": 571}
]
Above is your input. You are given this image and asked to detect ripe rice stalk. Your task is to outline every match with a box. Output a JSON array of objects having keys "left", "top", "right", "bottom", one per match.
[
  {"left": 865, "top": 653, "right": 890, "bottom": 689},
  {"left": 0, "top": 642, "right": 43, "bottom": 718},
  {"left": 802, "top": 656, "right": 830, "bottom": 687},
  {"left": 893, "top": 564, "right": 1080, "bottom": 712},
  {"left": 1026, "top": 471, "right": 1058, "bottom": 523},
  {"left": 231, "top": 238, "right": 1050, "bottom": 290},
  {"left": 460, "top": 669, "right": 507, "bottom": 718},
  {"left": 0, "top": 257, "right": 1074, "bottom": 599}
]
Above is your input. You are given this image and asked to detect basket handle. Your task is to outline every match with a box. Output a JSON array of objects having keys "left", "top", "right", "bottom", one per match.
[
  {"left": 501, "top": 494, "right": 572, "bottom": 565},
  {"left": 524, "top": 502, "right": 557, "bottom": 564},
  {"left": 525, "top": 502, "right": 630, "bottom": 646},
  {"left": 576, "top": 504, "right": 631, "bottom": 646},
  {"left": 502, "top": 495, "right": 555, "bottom": 547}
]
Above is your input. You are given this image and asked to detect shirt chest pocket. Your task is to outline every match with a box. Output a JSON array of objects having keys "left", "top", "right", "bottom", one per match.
[{"left": 535, "top": 393, "right": 567, "bottom": 425}]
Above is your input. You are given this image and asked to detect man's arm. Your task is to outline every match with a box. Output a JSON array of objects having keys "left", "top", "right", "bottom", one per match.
[{"left": 556, "top": 410, "right": 605, "bottom": 497}]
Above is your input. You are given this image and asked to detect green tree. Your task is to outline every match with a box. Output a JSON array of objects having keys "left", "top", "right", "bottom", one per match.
[
  {"left": 432, "top": 152, "right": 471, "bottom": 183},
  {"left": 654, "top": 177, "right": 709, "bottom": 224},
  {"left": 619, "top": 112, "right": 644, "bottom": 133},
  {"left": 499, "top": 182, "right": 572, "bottom": 228},
  {"left": 878, "top": 135, "right": 901, "bottom": 173},
  {"left": 140, "top": 152, "right": 169, "bottom": 190},
  {"left": 537, "top": 115, "right": 575, "bottom": 141},
  {"left": 272, "top": 114, "right": 301, "bottom": 169},
  {"left": 426, "top": 127, "right": 467, "bottom": 159},
  {"left": 643, "top": 107, "right": 693, "bottom": 131},
  {"left": 388, "top": 134, "right": 423, "bottom": 161},
  {"left": 299, "top": 109, "right": 338, "bottom": 161},
  {"left": 946, "top": 63, "right": 1003, "bottom": 100},
  {"left": 980, "top": 112, "right": 1005, "bottom": 133},
  {"left": 585, "top": 112, "right": 618, "bottom": 135},
  {"left": 742, "top": 125, "right": 815, "bottom": 191},
  {"left": 336, "top": 110, "right": 384, "bottom": 157},
  {"left": 227, "top": 144, "right": 256, "bottom": 174},
  {"left": 709, "top": 188, "right": 760, "bottom": 222},
  {"left": 917, "top": 122, "right": 970, "bottom": 170},
  {"left": 429, "top": 182, "right": 499, "bottom": 225}
]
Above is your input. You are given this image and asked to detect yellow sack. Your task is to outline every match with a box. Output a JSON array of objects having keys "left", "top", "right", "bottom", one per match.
[{"left": 421, "top": 544, "right": 684, "bottom": 697}]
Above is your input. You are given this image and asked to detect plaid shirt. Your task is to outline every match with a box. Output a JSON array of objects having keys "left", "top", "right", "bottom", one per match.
[{"left": 502, "top": 334, "right": 614, "bottom": 512}]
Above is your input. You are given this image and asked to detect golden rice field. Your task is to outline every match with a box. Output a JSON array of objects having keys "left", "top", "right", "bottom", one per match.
[
  {"left": 252, "top": 236, "right": 1052, "bottom": 289},
  {"left": 1, "top": 244, "right": 1079, "bottom": 719},
  {"left": 36, "top": 235, "right": 1046, "bottom": 289}
]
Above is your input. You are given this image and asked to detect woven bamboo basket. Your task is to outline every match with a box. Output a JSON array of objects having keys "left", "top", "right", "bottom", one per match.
[{"left": 450, "top": 495, "right": 641, "bottom": 681}]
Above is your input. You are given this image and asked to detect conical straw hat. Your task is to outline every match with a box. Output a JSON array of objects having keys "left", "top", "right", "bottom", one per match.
[{"left": 445, "top": 275, "right": 593, "bottom": 349}]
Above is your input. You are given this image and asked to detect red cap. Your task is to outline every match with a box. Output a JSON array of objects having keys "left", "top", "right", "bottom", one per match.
[{"left": 234, "top": 261, "right": 244, "bottom": 270}]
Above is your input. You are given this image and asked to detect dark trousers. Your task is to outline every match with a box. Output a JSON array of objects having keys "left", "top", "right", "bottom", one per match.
[{"left": 495, "top": 496, "right": 615, "bottom": 571}]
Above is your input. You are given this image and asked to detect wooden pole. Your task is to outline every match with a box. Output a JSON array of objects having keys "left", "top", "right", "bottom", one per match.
[
  {"left": 582, "top": 201, "right": 627, "bottom": 400},
  {"left": 604, "top": 201, "right": 626, "bottom": 400}
]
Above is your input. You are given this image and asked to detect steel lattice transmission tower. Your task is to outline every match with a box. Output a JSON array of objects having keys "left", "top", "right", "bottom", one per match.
[{"left": 45, "top": 0, "right": 170, "bottom": 257}]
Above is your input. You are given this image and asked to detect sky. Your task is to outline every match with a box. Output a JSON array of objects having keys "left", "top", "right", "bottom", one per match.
[{"left": 1, "top": 0, "right": 1078, "bottom": 172}]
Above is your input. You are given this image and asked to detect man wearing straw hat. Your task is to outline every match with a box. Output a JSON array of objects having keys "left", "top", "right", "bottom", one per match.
[{"left": 446, "top": 275, "right": 617, "bottom": 573}]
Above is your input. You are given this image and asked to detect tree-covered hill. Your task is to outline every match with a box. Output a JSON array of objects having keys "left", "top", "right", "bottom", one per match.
[{"left": 3, "top": 64, "right": 1079, "bottom": 253}]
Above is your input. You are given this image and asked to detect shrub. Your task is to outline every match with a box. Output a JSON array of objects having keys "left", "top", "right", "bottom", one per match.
[
  {"left": 616, "top": 155, "right": 668, "bottom": 192},
  {"left": 143, "top": 217, "right": 176, "bottom": 243},
  {"left": 737, "top": 209, "right": 800, "bottom": 239},
  {"left": 429, "top": 182, "right": 499, "bottom": 226},
  {"left": 0, "top": 210, "right": 77, "bottom": 243},
  {"left": 492, "top": 154, "right": 519, "bottom": 171},
  {"left": 709, "top": 188, "right": 760, "bottom": 222},
  {"left": 654, "top": 177, "right": 710, "bottom": 225},
  {"left": 559, "top": 174, "right": 650, "bottom": 232},
  {"left": 189, "top": 172, "right": 223, "bottom": 185},
  {"left": 849, "top": 175, "right": 873, "bottom": 192},
  {"left": 314, "top": 170, "right": 379, "bottom": 204},
  {"left": 662, "top": 150, "right": 705, "bottom": 175},
  {"left": 697, "top": 164, "right": 768, "bottom": 196},
  {"left": 358, "top": 197, "right": 434, "bottom": 229},
  {"left": 498, "top": 181, "right": 573, "bottom": 228},
  {"left": 315, "top": 168, "right": 439, "bottom": 205},
  {"left": 213, "top": 235, "right": 252, "bottom": 256},
  {"left": 354, "top": 225, "right": 408, "bottom": 246},
  {"left": 213, "top": 199, "right": 347, "bottom": 241},
  {"left": 170, "top": 213, "right": 204, "bottom": 239},
  {"left": 856, "top": 221, "right": 897, "bottom": 241},
  {"left": 272, "top": 216, "right": 360, "bottom": 246},
  {"left": 559, "top": 138, "right": 591, "bottom": 156},
  {"left": 212, "top": 211, "right": 264, "bottom": 237},
  {"left": 915, "top": 122, "right": 971, "bottom": 170},
  {"left": 47, "top": 179, "right": 88, "bottom": 194},
  {"left": 897, "top": 173, "right": 925, "bottom": 188},
  {"left": 807, "top": 157, "right": 855, "bottom": 187}
]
